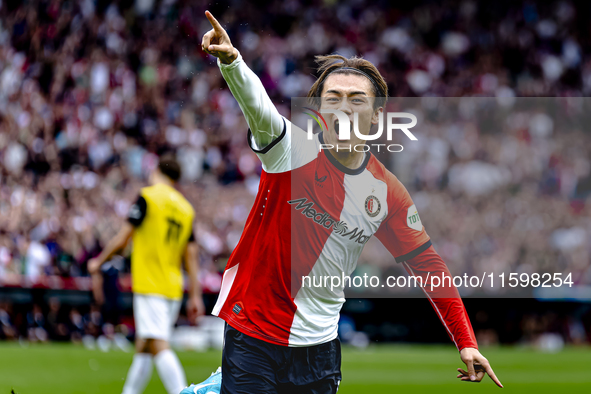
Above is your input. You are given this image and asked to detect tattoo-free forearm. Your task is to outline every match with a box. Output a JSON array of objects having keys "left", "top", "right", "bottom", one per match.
[
  {"left": 184, "top": 242, "right": 202, "bottom": 298},
  {"left": 96, "top": 223, "right": 134, "bottom": 265}
]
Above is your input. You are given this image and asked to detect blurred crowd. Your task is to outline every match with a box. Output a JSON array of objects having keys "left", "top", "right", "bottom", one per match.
[
  {"left": 1, "top": 0, "right": 591, "bottom": 343},
  {"left": 0, "top": 296, "right": 136, "bottom": 350},
  {"left": 358, "top": 98, "right": 591, "bottom": 296}
]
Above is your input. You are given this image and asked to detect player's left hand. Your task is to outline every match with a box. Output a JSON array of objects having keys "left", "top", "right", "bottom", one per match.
[
  {"left": 458, "top": 347, "right": 503, "bottom": 388},
  {"left": 187, "top": 295, "right": 206, "bottom": 324}
]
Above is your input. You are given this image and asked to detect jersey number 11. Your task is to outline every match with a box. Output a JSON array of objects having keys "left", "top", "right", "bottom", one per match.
[{"left": 166, "top": 218, "right": 183, "bottom": 243}]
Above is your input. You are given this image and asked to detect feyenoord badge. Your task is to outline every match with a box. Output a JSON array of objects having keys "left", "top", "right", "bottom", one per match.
[{"left": 365, "top": 195, "right": 381, "bottom": 217}]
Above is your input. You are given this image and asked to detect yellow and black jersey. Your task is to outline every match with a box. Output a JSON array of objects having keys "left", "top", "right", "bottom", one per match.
[{"left": 127, "top": 183, "right": 195, "bottom": 300}]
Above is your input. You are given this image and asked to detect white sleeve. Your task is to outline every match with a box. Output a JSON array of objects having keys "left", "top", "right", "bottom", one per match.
[
  {"left": 244, "top": 115, "right": 317, "bottom": 174},
  {"left": 218, "top": 52, "right": 318, "bottom": 173},
  {"left": 218, "top": 51, "right": 283, "bottom": 149}
]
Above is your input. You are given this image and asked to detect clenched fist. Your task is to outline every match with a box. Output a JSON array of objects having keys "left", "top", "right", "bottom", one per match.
[{"left": 201, "top": 11, "right": 238, "bottom": 65}]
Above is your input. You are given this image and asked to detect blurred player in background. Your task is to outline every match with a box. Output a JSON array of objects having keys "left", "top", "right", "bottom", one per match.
[
  {"left": 196, "top": 10, "right": 502, "bottom": 394},
  {"left": 88, "top": 158, "right": 205, "bottom": 394}
]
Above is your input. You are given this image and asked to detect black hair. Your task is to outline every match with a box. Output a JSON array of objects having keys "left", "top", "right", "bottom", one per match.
[
  {"left": 308, "top": 54, "right": 388, "bottom": 110},
  {"left": 158, "top": 158, "right": 181, "bottom": 181}
]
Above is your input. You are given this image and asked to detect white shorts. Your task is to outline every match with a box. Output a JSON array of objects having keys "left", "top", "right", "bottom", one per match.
[{"left": 133, "top": 294, "right": 182, "bottom": 341}]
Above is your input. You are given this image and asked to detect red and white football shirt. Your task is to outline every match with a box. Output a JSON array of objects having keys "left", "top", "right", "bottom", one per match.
[{"left": 212, "top": 54, "right": 477, "bottom": 351}]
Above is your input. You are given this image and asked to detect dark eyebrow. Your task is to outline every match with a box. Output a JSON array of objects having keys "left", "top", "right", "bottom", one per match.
[
  {"left": 325, "top": 89, "right": 369, "bottom": 96},
  {"left": 325, "top": 89, "right": 342, "bottom": 95}
]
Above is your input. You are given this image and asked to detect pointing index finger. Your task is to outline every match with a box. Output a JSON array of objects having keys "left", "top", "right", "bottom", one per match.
[
  {"left": 483, "top": 363, "right": 503, "bottom": 388},
  {"left": 205, "top": 11, "right": 224, "bottom": 33}
]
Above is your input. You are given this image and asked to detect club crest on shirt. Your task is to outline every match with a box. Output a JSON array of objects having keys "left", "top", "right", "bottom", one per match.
[{"left": 365, "top": 195, "right": 381, "bottom": 217}]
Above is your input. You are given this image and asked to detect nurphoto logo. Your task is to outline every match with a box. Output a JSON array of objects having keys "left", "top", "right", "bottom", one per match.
[{"left": 303, "top": 107, "right": 418, "bottom": 152}]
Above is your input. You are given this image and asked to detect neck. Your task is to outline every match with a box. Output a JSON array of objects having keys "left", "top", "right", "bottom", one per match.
[
  {"left": 151, "top": 174, "right": 175, "bottom": 187},
  {"left": 326, "top": 148, "right": 365, "bottom": 170}
]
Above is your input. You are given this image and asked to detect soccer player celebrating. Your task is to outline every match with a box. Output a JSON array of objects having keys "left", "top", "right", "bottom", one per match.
[
  {"left": 199, "top": 11, "right": 502, "bottom": 393},
  {"left": 88, "top": 158, "right": 204, "bottom": 394}
]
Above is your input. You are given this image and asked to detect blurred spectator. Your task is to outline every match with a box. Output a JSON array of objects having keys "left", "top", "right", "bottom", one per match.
[
  {"left": 27, "top": 304, "right": 48, "bottom": 342},
  {"left": 46, "top": 297, "right": 69, "bottom": 340},
  {"left": 0, "top": 301, "right": 17, "bottom": 340},
  {"left": 24, "top": 240, "right": 51, "bottom": 282},
  {"left": 68, "top": 308, "right": 85, "bottom": 343}
]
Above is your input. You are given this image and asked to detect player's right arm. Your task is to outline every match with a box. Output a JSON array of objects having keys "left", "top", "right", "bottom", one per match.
[
  {"left": 201, "top": 11, "right": 288, "bottom": 167},
  {"left": 88, "top": 222, "right": 134, "bottom": 274},
  {"left": 87, "top": 221, "right": 134, "bottom": 304},
  {"left": 88, "top": 194, "right": 145, "bottom": 274}
]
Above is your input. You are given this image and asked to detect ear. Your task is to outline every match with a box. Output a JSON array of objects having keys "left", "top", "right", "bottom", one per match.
[{"left": 371, "top": 106, "right": 383, "bottom": 125}]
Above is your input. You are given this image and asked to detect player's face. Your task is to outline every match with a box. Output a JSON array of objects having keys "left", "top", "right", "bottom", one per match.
[{"left": 320, "top": 73, "right": 382, "bottom": 151}]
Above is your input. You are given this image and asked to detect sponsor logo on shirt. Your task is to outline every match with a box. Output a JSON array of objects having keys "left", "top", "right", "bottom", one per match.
[
  {"left": 288, "top": 198, "right": 371, "bottom": 244},
  {"left": 407, "top": 204, "right": 423, "bottom": 231}
]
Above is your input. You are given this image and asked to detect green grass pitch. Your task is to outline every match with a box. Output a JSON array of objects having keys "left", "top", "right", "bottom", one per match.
[{"left": 1, "top": 342, "right": 590, "bottom": 393}]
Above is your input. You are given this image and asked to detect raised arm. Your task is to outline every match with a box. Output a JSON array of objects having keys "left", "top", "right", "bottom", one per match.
[{"left": 201, "top": 11, "right": 284, "bottom": 150}]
